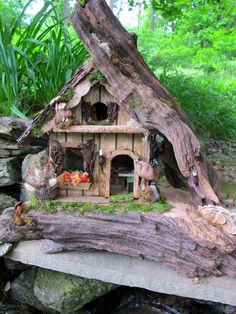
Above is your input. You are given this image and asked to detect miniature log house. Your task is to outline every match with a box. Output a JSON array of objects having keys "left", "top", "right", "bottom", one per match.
[
  {"left": 49, "top": 62, "right": 154, "bottom": 199},
  {"left": 18, "top": 61, "right": 159, "bottom": 201}
]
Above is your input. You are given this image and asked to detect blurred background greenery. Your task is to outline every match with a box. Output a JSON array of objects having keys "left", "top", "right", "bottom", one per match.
[{"left": 0, "top": 0, "right": 235, "bottom": 140}]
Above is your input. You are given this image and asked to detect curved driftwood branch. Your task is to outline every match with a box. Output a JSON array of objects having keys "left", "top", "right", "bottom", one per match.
[
  {"left": 1, "top": 208, "right": 236, "bottom": 278},
  {"left": 70, "top": 0, "right": 220, "bottom": 204}
]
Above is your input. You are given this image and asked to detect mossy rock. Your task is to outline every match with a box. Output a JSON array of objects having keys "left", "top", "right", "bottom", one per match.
[
  {"left": 34, "top": 269, "right": 116, "bottom": 313},
  {"left": 0, "top": 193, "right": 16, "bottom": 212}
]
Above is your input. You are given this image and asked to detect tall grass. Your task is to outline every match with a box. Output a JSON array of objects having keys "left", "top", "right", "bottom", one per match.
[
  {"left": 0, "top": 2, "right": 88, "bottom": 118},
  {"left": 160, "top": 70, "right": 236, "bottom": 140}
]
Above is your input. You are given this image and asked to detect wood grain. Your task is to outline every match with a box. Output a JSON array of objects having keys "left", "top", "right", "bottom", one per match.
[{"left": 1, "top": 207, "right": 236, "bottom": 278}]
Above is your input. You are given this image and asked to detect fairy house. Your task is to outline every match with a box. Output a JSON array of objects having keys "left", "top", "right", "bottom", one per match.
[
  {"left": 17, "top": 0, "right": 220, "bottom": 206},
  {"left": 18, "top": 61, "right": 159, "bottom": 201}
]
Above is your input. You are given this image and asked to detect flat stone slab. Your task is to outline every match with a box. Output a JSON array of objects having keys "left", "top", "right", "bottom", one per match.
[{"left": 6, "top": 240, "right": 236, "bottom": 306}]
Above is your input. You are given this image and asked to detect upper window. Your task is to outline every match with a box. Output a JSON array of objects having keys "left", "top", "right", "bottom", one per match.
[{"left": 90, "top": 102, "right": 108, "bottom": 121}]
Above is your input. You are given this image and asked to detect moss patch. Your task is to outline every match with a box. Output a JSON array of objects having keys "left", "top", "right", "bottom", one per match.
[
  {"left": 61, "top": 89, "right": 74, "bottom": 103},
  {"left": 128, "top": 92, "right": 150, "bottom": 116},
  {"left": 88, "top": 67, "right": 107, "bottom": 85},
  {"left": 31, "top": 125, "right": 43, "bottom": 138},
  {"left": 28, "top": 194, "right": 170, "bottom": 215},
  {"left": 77, "top": 0, "right": 87, "bottom": 7}
]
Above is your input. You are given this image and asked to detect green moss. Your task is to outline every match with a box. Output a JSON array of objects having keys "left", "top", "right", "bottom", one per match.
[
  {"left": 28, "top": 195, "right": 40, "bottom": 208},
  {"left": 88, "top": 119, "right": 111, "bottom": 126},
  {"left": 109, "top": 194, "right": 134, "bottom": 204},
  {"left": 61, "top": 89, "right": 74, "bottom": 103},
  {"left": 29, "top": 194, "right": 170, "bottom": 215},
  {"left": 128, "top": 93, "right": 150, "bottom": 115},
  {"left": 32, "top": 125, "right": 43, "bottom": 138},
  {"left": 88, "top": 68, "right": 107, "bottom": 85},
  {"left": 77, "top": 0, "right": 87, "bottom": 6}
]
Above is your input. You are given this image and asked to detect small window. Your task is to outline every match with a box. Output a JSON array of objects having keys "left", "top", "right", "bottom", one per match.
[
  {"left": 65, "top": 148, "right": 84, "bottom": 172},
  {"left": 90, "top": 102, "right": 108, "bottom": 121}
]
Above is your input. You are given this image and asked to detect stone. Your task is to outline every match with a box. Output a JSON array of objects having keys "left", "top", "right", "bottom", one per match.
[
  {"left": 0, "top": 193, "right": 16, "bottom": 212},
  {"left": 6, "top": 240, "right": 236, "bottom": 307},
  {"left": 0, "top": 117, "right": 29, "bottom": 140},
  {"left": 34, "top": 268, "right": 116, "bottom": 313},
  {"left": 10, "top": 269, "right": 54, "bottom": 313},
  {"left": 0, "top": 302, "right": 34, "bottom": 314},
  {"left": 21, "top": 150, "right": 46, "bottom": 181},
  {"left": 0, "top": 242, "right": 12, "bottom": 257},
  {"left": 0, "top": 117, "right": 45, "bottom": 159},
  {"left": 4, "top": 258, "right": 30, "bottom": 271},
  {"left": 0, "top": 158, "right": 21, "bottom": 187},
  {"left": 21, "top": 150, "right": 47, "bottom": 200}
]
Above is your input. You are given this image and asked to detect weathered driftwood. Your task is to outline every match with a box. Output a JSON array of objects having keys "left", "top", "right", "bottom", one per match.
[
  {"left": 1, "top": 208, "right": 236, "bottom": 278},
  {"left": 70, "top": 0, "right": 220, "bottom": 205}
]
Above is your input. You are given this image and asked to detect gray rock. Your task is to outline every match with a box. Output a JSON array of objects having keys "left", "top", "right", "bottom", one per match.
[
  {"left": 0, "top": 302, "right": 34, "bottom": 314},
  {"left": 10, "top": 269, "right": 55, "bottom": 313},
  {"left": 34, "top": 269, "right": 116, "bottom": 314},
  {"left": 0, "top": 117, "right": 29, "bottom": 140},
  {"left": 0, "top": 144, "right": 44, "bottom": 159},
  {"left": 0, "top": 193, "right": 16, "bottom": 212},
  {"left": 21, "top": 150, "right": 47, "bottom": 201},
  {"left": 4, "top": 258, "right": 30, "bottom": 271},
  {"left": 10, "top": 267, "right": 116, "bottom": 314},
  {"left": 22, "top": 150, "right": 46, "bottom": 181},
  {"left": 0, "top": 117, "right": 45, "bottom": 159},
  {"left": 7, "top": 240, "right": 236, "bottom": 307},
  {"left": 0, "top": 242, "right": 12, "bottom": 257},
  {"left": 0, "top": 157, "right": 21, "bottom": 187}
]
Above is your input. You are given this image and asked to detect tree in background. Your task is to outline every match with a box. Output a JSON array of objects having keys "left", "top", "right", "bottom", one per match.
[{"left": 135, "top": 0, "right": 236, "bottom": 139}]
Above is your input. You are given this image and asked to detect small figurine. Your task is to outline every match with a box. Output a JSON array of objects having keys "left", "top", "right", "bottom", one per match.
[
  {"left": 13, "top": 201, "right": 35, "bottom": 226},
  {"left": 54, "top": 103, "right": 73, "bottom": 129}
]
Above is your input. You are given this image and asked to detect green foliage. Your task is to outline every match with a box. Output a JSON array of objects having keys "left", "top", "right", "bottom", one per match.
[
  {"left": 28, "top": 194, "right": 40, "bottom": 209},
  {"left": 109, "top": 194, "right": 134, "bottom": 204},
  {"left": 135, "top": 0, "right": 236, "bottom": 140},
  {"left": 0, "top": 1, "right": 88, "bottom": 118},
  {"left": 77, "top": 0, "right": 87, "bottom": 7}
]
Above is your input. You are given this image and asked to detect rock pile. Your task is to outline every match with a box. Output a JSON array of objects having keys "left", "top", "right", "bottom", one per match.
[{"left": 0, "top": 117, "right": 45, "bottom": 210}]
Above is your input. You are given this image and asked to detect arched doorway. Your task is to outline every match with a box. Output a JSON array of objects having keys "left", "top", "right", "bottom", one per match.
[
  {"left": 105, "top": 149, "right": 139, "bottom": 198},
  {"left": 110, "top": 155, "right": 134, "bottom": 195}
]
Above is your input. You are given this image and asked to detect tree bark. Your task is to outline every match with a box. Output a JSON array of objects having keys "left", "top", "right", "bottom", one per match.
[
  {"left": 70, "top": 0, "right": 220, "bottom": 205},
  {"left": 63, "top": 0, "right": 69, "bottom": 25},
  {"left": 150, "top": 0, "right": 154, "bottom": 31},
  {"left": 1, "top": 208, "right": 236, "bottom": 278}
]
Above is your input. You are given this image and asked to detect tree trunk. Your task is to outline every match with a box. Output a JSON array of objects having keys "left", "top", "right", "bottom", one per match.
[
  {"left": 63, "top": 0, "right": 69, "bottom": 25},
  {"left": 1, "top": 208, "right": 236, "bottom": 278},
  {"left": 137, "top": 0, "right": 142, "bottom": 29},
  {"left": 150, "top": 0, "right": 154, "bottom": 31},
  {"left": 70, "top": 0, "right": 220, "bottom": 205}
]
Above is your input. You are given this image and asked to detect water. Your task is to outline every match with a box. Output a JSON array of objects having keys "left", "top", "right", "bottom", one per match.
[{"left": 80, "top": 287, "right": 230, "bottom": 314}]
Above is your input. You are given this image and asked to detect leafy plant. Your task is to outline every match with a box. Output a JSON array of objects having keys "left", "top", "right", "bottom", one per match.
[{"left": 0, "top": 1, "right": 88, "bottom": 118}]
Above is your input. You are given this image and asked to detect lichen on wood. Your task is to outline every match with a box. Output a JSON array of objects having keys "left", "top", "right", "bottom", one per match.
[
  {"left": 60, "top": 89, "right": 74, "bottom": 102},
  {"left": 88, "top": 67, "right": 107, "bottom": 85}
]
